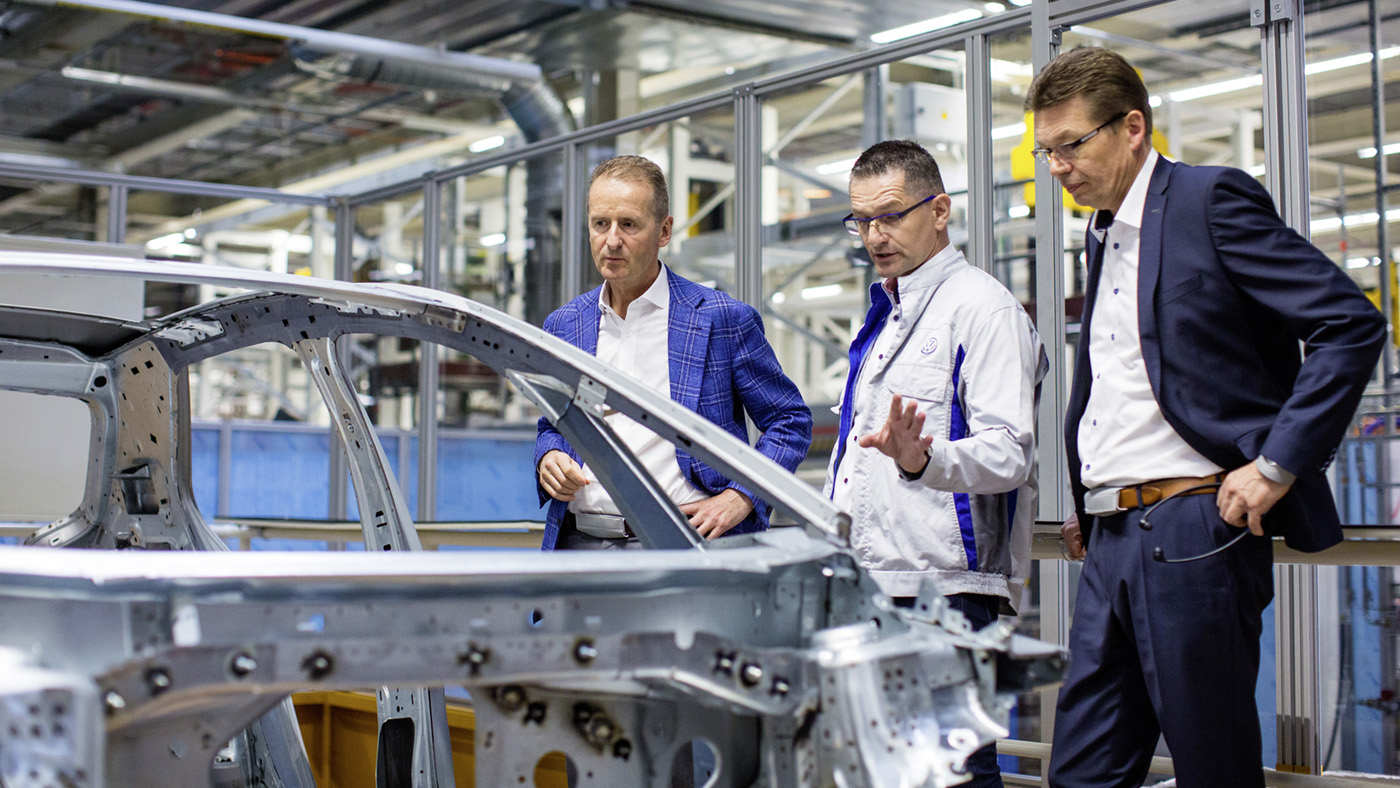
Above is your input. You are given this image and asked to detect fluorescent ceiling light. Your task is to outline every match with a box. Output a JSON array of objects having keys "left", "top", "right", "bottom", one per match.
[
  {"left": 983, "top": 2, "right": 1005, "bottom": 12},
  {"left": 770, "top": 291, "right": 787, "bottom": 304},
  {"left": 1168, "top": 75, "right": 1262, "bottom": 103},
  {"left": 1311, "top": 207, "right": 1400, "bottom": 233},
  {"left": 146, "top": 232, "right": 187, "bottom": 250},
  {"left": 468, "top": 135, "right": 505, "bottom": 153},
  {"left": 801, "top": 283, "right": 843, "bottom": 300},
  {"left": 989, "top": 58, "right": 1033, "bottom": 80},
  {"left": 1167, "top": 46, "right": 1400, "bottom": 104},
  {"left": 1359, "top": 142, "right": 1400, "bottom": 159},
  {"left": 815, "top": 157, "right": 857, "bottom": 175},
  {"left": 1007, "top": 0, "right": 1031, "bottom": 5},
  {"left": 1247, "top": 164, "right": 1266, "bottom": 177},
  {"left": 394, "top": 262, "right": 415, "bottom": 275},
  {"left": 1346, "top": 257, "right": 1379, "bottom": 269},
  {"left": 1305, "top": 47, "right": 1400, "bottom": 75},
  {"left": 871, "top": 9, "right": 982, "bottom": 43},
  {"left": 992, "top": 122, "right": 1026, "bottom": 140},
  {"left": 1148, "top": 95, "right": 1162, "bottom": 107},
  {"left": 480, "top": 233, "right": 507, "bottom": 247},
  {"left": 1008, "top": 205, "right": 1031, "bottom": 219}
]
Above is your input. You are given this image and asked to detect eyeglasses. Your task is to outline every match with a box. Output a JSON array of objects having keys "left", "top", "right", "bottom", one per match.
[
  {"left": 1032, "top": 112, "right": 1127, "bottom": 164},
  {"left": 843, "top": 194, "right": 937, "bottom": 236}
]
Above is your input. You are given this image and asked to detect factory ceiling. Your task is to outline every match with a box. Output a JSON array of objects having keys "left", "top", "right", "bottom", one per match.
[{"left": 0, "top": 0, "right": 1392, "bottom": 251}]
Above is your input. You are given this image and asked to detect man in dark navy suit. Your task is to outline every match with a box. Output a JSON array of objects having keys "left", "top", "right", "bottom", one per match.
[{"left": 1025, "top": 48, "right": 1385, "bottom": 787}]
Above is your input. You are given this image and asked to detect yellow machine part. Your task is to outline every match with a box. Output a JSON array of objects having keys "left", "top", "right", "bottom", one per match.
[
  {"left": 1011, "top": 111, "right": 1171, "bottom": 212},
  {"left": 292, "top": 691, "right": 568, "bottom": 788}
]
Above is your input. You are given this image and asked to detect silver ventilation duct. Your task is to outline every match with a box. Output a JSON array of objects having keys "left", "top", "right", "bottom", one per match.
[{"left": 293, "top": 47, "right": 576, "bottom": 323}]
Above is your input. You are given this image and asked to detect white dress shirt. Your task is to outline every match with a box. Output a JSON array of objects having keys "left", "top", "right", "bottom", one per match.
[
  {"left": 570, "top": 265, "right": 706, "bottom": 515},
  {"left": 1078, "top": 150, "right": 1223, "bottom": 489}
]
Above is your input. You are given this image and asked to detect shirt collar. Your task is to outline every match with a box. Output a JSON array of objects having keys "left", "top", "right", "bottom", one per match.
[
  {"left": 890, "top": 243, "right": 964, "bottom": 298},
  {"left": 600, "top": 263, "right": 670, "bottom": 315},
  {"left": 1091, "top": 149, "right": 1158, "bottom": 241}
]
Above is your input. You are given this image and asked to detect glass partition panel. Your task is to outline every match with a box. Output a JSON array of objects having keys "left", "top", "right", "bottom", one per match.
[
  {"left": 1300, "top": 5, "right": 1399, "bottom": 779},
  {"left": 578, "top": 111, "right": 739, "bottom": 298}
]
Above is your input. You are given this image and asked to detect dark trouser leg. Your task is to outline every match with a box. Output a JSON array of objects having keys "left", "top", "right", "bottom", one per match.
[
  {"left": 1049, "top": 496, "right": 1272, "bottom": 788},
  {"left": 1048, "top": 512, "right": 1160, "bottom": 788}
]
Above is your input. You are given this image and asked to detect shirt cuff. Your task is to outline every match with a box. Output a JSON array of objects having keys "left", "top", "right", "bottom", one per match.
[
  {"left": 898, "top": 453, "right": 930, "bottom": 482},
  {"left": 1254, "top": 455, "right": 1297, "bottom": 486}
]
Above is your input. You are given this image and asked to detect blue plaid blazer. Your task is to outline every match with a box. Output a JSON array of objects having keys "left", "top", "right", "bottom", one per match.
[{"left": 534, "top": 266, "right": 812, "bottom": 550}]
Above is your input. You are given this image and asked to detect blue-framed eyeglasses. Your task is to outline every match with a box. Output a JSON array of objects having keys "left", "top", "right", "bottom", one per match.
[
  {"left": 1032, "top": 111, "right": 1127, "bottom": 164},
  {"left": 843, "top": 193, "right": 938, "bottom": 236}
]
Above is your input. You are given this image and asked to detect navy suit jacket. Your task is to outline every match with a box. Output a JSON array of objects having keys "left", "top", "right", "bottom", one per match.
[
  {"left": 534, "top": 266, "right": 813, "bottom": 550},
  {"left": 1066, "top": 158, "right": 1385, "bottom": 552}
]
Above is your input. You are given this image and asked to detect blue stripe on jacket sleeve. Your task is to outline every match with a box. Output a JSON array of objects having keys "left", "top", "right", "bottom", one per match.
[{"left": 949, "top": 344, "right": 978, "bottom": 572}]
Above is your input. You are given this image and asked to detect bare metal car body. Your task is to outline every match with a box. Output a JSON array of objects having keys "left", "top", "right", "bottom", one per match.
[{"left": 0, "top": 253, "right": 1064, "bottom": 788}]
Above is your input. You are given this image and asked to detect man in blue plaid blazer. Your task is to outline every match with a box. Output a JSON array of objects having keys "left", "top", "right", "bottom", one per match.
[{"left": 534, "top": 155, "right": 811, "bottom": 551}]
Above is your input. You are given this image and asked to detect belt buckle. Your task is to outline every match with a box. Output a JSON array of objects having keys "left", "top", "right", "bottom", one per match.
[
  {"left": 573, "top": 512, "right": 631, "bottom": 539},
  {"left": 1084, "top": 487, "right": 1126, "bottom": 517}
]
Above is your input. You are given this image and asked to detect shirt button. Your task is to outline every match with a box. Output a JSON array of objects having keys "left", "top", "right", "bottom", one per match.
[
  {"left": 1113, "top": 243, "right": 1120, "bottom": 249},
  {"left": 1113, "top": 288, "right": 1120, "bottom": 294},
  {"left": 878, "top": 354, "right": 884, "bottom": 359},
  {"left": 843, "top": 478, "right": 849, "bottom": 484},
  {"left": 1110, "top": 333, "right": 1116, "bottom": 340},
  {"left": 1093, "top": 419, "right": 1098, "bottom": 425}
]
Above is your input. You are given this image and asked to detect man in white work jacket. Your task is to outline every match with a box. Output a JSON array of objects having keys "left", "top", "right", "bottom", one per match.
[{"left": 825, "top": 139, "right": 1047, "bottom": 788}]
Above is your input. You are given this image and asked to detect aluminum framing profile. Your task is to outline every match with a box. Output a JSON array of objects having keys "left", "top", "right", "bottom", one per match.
[
  {"left": 965, "top": 34, "right": 996, "bottom": 277},
  {"left": 1254, "top": 0, "right": 1311, "bottom": 232},
  {"left": 561, "top": 143, "right": 587, "bottom": 301},
  {"left": 328, "top": 197, "right": 355, "bottom": 523},
  {"left": 0, "top": 161, "right": 331, "bottom": 206},
  {"left": 344, "top": 92, "right": 735, "bottom": 207},
  {"left": 734, "top": 83, "right": 764, "bottom": 310},
  {"left": 105, "top": 184, "right": 127, "bottom": 245},
  {"left": 1030, "top": 7, "right": 1067, "bottom": 526},
  {"left": 418, "top": 176, "right": 443, "bottom": 523}
]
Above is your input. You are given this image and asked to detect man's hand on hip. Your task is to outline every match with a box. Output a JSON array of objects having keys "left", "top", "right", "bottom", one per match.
[
  {"left": 1216, "top": 463, "right": 1290, "bottom": 536},
  {"left": 1061, "top": 511, "right": 1086, "bottom": 561},
  {"left": 858, "top": 393, "right": 933, "bottom": 477},
  {"left": 538, "top": 450, "right": 590, "bottom": 501},
  {"left": 679, "top": 489, "right": 754, "bottom": 541}
]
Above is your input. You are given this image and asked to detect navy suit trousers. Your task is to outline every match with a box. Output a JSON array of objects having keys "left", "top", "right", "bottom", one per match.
[{"left": 1049, "top": 495, "right": 1274, "bottom": 788}]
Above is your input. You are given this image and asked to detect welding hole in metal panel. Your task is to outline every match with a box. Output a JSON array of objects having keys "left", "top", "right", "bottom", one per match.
[
  {"left": 92, "top": 375, "right": 107, "bottom": 388},
  {"left": 671, "top": 740, "right": 719, "bottom": 788},
  {"left": 376, "top": 717, "right": 415, "bottom": 788},
  {"left": 537, "top": 751, "right": 576, "bottom": 787},
  {"left": 529, "top": 609, "right": 543, "bottom": 627},
  {"left": 144, "top": 360, "right": 153, "bottom": 369}
]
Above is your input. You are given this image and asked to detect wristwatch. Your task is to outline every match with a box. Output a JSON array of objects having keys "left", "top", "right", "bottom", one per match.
[
  {"left": 898, "top": 455, "right": 930, "bottom": 482},
  {"left": 1254, "top": 455, "right": 1296, "bottom": 485}
]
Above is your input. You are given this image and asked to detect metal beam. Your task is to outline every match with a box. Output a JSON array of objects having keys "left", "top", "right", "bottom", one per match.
[{"left": 27, "top": 0, "right": 540, "bottom": 83}]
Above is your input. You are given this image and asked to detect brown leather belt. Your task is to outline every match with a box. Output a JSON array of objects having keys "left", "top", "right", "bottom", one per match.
[{"left": 1084, "top": 473, "right": 1224, "bottom": 516}]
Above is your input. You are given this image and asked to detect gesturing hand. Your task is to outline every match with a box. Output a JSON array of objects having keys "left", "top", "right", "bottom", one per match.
[
  {"left": 679, "top": 489, "right": 754, "bottom": 541},
  {"left": 857, "top": 393, "right": 933, "bottom": 478},
  {"left": 537, "top": 450, "right": 590, "bottom": 502}
]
